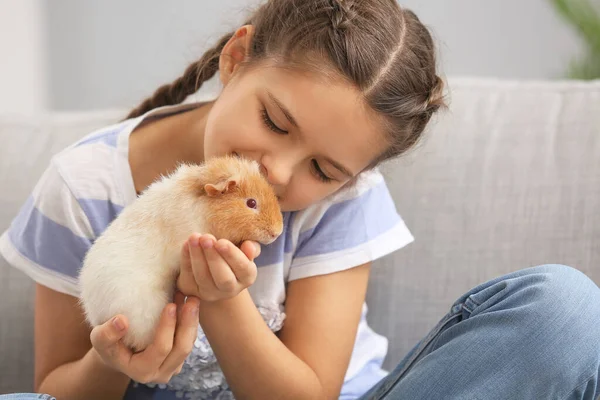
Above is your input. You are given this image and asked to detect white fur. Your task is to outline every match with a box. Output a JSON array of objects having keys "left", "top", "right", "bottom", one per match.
[
  {"left": 78, "top": 165, "right": 209, "bottom": 351},
  {"left": 78, "top": 157, "right": 281, "bottom": 352}
]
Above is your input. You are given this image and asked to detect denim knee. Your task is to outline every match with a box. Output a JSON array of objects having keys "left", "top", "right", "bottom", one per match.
[
  {"left": 519, "top": 264, "right": 600, "bottom": 392},
  {"left": 362, "top": 265, "right": 600, "bottom": 400},
  {"left": 458, "top": 264, "right": 600, "bottom": 397},
  {"left": 467, "top": 264, "right": 599, "bottom": 318},
  {"left": 531, "top": 264, "right": 599, "bottom": 312},
  {"left": 521, "top": 264, "right": 600, "bottom": 328}
]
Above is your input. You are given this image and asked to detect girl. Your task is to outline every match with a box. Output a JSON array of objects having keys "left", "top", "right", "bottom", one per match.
[{"left": 1, "top": 0, "right": 599, "bottom": 399}]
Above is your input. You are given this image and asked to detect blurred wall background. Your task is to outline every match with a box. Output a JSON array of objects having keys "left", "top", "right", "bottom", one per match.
[
  {"left": 0, "top": 1, "right": 48, "bottom": 115},
  {"left": 0, "top": 0, "right": 585, "bottom": 114}
]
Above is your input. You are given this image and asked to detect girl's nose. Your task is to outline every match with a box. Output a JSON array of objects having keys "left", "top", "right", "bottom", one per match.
[
  {"left": 260, "top": 154, "right": 295, "bottom": 187},
  {"left": 259, "top": 164, "right": 268, "bottom": 178}
]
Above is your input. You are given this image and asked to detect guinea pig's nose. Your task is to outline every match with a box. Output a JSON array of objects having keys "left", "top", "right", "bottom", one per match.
[
  {"left": 266, "top": 229, "right": 280, "bottom": 240},
  {"left": 272, "top": 226, "right": 284, "bottom": 238}
]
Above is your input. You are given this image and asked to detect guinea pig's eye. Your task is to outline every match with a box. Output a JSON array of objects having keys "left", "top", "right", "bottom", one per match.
[{"left": 246, "top": 198, "right": 257, "bottom": 209}]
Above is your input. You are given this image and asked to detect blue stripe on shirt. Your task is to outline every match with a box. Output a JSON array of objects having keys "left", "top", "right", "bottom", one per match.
[
  {"left": 294, "top": 182, "right": 400, "bottom": 259},
  {"left": 77, "top": 198, "right": 124, "bottom": 236},
  {"left": 75, "top": 127, "right": 120, "bottom": 148},
  {"left": 8, "top": 196, "right": 92, "bottom": 279}
]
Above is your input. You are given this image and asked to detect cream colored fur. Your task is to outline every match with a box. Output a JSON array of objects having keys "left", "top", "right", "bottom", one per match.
[{"left": 78, "top": 156, "right": 282, "bottom": 352}]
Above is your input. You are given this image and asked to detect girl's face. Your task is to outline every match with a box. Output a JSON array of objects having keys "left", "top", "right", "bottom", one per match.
[
  {"left": 200, "top": 27, "right": 387, "bottom": 212},
  {"left": 203, "top": 65, "right": 386, "bottom": 212}
]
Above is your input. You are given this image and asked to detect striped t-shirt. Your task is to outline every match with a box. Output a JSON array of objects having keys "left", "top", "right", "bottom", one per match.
[{"left": 0, "top": 103, "right": 414, "bottom": 400}]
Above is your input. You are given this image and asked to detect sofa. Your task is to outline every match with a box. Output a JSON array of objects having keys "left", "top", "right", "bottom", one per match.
[{"left": 1, "top": 77, "right": 599, "bottom": 394}]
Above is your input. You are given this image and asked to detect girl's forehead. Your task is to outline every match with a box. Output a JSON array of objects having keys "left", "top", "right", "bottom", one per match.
[{"left": 250, "top": 65, "right": 387, "bottom": 172}]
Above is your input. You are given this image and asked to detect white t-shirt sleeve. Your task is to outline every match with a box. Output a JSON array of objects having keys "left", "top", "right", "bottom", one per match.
[
  {"left": 0, "top": 158, "right": 94, "bottom": 297},
  {"left": 288, "top": 171, "right": 413, "bottom": 281}
]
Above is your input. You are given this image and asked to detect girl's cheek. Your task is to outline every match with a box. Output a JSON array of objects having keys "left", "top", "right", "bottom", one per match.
[{"left": 282, "top": 184, "right": 319, "bottom": 212}]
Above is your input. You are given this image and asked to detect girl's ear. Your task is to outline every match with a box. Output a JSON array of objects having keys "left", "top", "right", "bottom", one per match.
[{"left": 219, "top": 25, "right": 255, "bottom": 86}]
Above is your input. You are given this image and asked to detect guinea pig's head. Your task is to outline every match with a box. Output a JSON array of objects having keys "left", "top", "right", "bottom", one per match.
[{"left": 200, "top": 156, "right": 283, "bottom": 246}]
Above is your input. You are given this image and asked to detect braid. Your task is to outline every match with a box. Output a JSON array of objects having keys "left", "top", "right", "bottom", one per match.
[
  {"left": 124, "top": 30, "right": 234, "bottom": 120},
  {"left": 425, "top": 75, "right": 446, "bottom": 115},
  {"left": 328, "top": 0, "right": 357, "bottom": 32}
]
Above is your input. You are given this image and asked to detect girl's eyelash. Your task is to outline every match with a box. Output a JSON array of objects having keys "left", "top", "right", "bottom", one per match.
[
  {"left": 261, "top": 108, "right": 288, "bottom": 135},
  {"left": 311, "top": 160, "right": 333, "bottom": 183},
  {"left": 260, "top": 107, "right": 331, "bottom": 183}
]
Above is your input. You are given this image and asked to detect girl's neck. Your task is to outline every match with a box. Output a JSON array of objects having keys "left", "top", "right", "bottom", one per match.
[{"left": 128, "top": 101, "right": 214, "bottom": 194}]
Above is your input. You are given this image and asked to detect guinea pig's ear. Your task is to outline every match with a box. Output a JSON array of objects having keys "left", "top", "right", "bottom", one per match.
[{"left": 204, "top": 177, "right": 239, "bottom": 197}]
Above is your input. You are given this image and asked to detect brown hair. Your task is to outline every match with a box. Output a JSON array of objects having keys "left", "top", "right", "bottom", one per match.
[{"left": 126, "top": 0, "right": 446, "bottom": 166}]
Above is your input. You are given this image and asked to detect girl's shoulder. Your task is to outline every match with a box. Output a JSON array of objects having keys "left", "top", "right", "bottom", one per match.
[
  {"left": 294, "top": 167, "right": 393, "bottom": 226},
  {"left": 285, "top": 168, "right": 413, "bottom": 282},
  {"left": 51, "top": 102, "right": 201, "bottom": 201},
  {"left": 0, "top": 118, "right": 139, "bottom": 297},
  {"left": 52, "top": 118, "right": 137, "bottom": 205},
  {"left": 0, "top": 103, "right": 204, "bottom": 295},
  {"left": 325, "top": 167, "right": 388, "bottom": 204}
]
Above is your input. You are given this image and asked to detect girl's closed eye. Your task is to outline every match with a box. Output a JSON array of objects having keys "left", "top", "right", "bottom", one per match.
[
  {"left": 311, "top": 159, "right": 333, "bottom": 183},
  {"left": 260, "top": 106, "right": 333, "bottom": 183},
  {"left": 261, "top": 107, "right": 288, "bottom": 135}
]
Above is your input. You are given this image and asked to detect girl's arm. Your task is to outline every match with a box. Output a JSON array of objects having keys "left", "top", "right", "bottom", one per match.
[
  {"left": 198, "top": 262, "right": 371, "bottom": 400},
  {"left": 34, "top": 284, "right": 131, "bottom": 399},
  {"left": 34, "top": 283, "right": 202, "bottom": 400}
]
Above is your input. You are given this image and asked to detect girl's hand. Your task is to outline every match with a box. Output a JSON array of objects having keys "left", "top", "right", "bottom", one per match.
[
  {"left": 89, "top": 291, "right": 200, "bottom": 384},
  {"left": 176, "top": 233, "right": 261, "bottom": 302}
]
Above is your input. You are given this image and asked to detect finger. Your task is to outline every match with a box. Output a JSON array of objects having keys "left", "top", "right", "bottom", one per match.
[
  {"left": 132, "top": 303, "right": 177, "bottom": 370},
  {"left": 174, "top": 290, "right": 186, "bottom": 307},
  {"left": 159, "top": 296, "right": 200, "bottom": 375},
  {"left": 189, "top": 234, "right": 219, "bottom": 293},
  {"left": 240, "top": 240, "right": 261, "bottom": 261},
  {"left": 215, "top": 239, "right": 257, "bottom": 287},
  {"left": 175, "top": 361, "right": 185, "bottom": 375},
  {"left": 177, "top": 241, "right": 199, "bottom": 296},
  {"left": 176, "top": 291, "right": 200, "bottom": 307},
  {"left": 201, "top": 235, "right": 238, "bottom": 293},
  {"left": 174, "top": 290, "right": 187, "bottom": 320},
  {"left": 174, "top": 291, "right": 200, "bottom": 320},
  {"left": 90, "top": 315, "right": 133, "bottom": 369}
]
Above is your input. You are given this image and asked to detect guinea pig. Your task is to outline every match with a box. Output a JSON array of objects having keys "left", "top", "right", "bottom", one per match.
[{"left": 78, "top": 155, "right": 283, "bottom": 352}]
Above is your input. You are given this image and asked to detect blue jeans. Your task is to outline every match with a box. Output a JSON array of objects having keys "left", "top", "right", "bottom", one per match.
[
  {"left": 3, "top": 265, "right": 599, "bottom": 400},
  {"left": 359, "top": 264, "right": 600, "bottom": 400}
]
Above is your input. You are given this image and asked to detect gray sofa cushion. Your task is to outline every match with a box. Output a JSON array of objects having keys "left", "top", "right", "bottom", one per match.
[
  {"left": 0, "top": 257, "right": 35, "bottom": 394},
  {"left": 367, "top": 78, "right": 600, "bottom": 370}
]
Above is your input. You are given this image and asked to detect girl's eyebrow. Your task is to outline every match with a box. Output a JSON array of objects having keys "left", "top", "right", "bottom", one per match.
[
  {"left": 267, "top": 90, "right": 355, "bottom": 178},
  {"left": 267, "top": 91, "right": 299, "bottom": 128},
  {"left": 326, "top": 157, "right": 354, "bottom": 178}
]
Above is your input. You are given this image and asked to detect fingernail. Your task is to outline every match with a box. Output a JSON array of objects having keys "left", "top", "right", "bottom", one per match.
[
  {"left": 192, "top": 305, "right": 199, "bottom": 315},
  {"left": 216, "top": 241, "right": 228, "bottom": 252},
  {"left": 169, "top": 305, "right": 177, "bottom": 317},
  {"left": 201, "top": 239, "right": 213, "bottom": 249},
  {"left": 190, "top": 236, "right": 200, "bottom": 247},
  {"left": 113, "top": 317, "right": 125, "bottom": 331}
]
